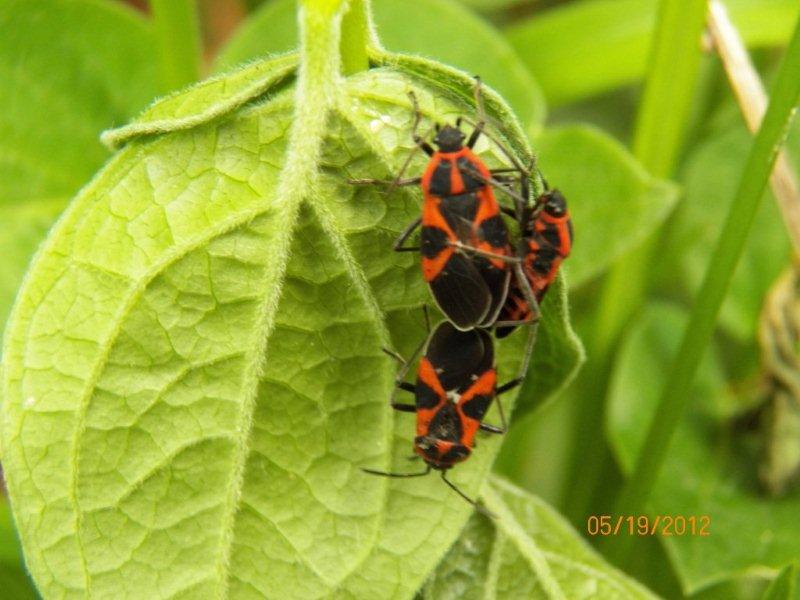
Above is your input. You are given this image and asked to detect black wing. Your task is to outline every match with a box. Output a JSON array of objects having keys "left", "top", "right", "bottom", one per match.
[{"left": 425, "top": 322, "right": 494, "bottom": 393}]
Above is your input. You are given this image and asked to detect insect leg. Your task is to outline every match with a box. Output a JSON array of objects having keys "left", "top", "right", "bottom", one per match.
[
  {"left": 362, "top": 465, "right": 432, "bottom": 478},
  {"left": 388, "top": 91, "right": 435, "bottom": 189},
  {"left": 440, "top": 471, "right": 496, "bottom": 518},
  {"left": 492, "top": 261, "right": 541, "bottom": 330},
  {"left": 393, "top": 217, "right": 422, "bottom": 252},
  {"left": 348, "top": 176, "right": 421, "bottom": 186},
  {"left": 495, "top": 307, "right": 536, "bottom": 398},
  {"left": 448, "top": 240, "right": 521, "bottom": 265},
  {"left": 466, "top": 76, "right": 487, "bottom": 149}
]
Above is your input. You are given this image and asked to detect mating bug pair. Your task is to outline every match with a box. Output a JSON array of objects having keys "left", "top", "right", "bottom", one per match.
[{"left": 353, "top": 78, "right": 573, "bottom": 513}]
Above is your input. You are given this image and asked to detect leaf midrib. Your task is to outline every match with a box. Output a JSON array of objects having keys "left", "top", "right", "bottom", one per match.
[
  {"left": 487, "top": 478, "right": 657, "bottom": 599},
  {"left": 482, "top": 485, "right": 566, "bottom": 600},
  {"left": 213, "top": 7, "right": 373, "bottom": 598}
]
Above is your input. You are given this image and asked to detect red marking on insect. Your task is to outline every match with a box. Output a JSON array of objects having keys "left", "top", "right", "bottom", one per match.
[
  {"left": 496, "top": 189, "right": 573, "bottom": 338},
  {"left": 363, "top": 320, "right": 521, "bottom": 514},
  {"left": 417, "top": 128, "right": 513, "bottom": 331},
  {"left": 350, "top": 78, "right": 533, "bottom": 331}
]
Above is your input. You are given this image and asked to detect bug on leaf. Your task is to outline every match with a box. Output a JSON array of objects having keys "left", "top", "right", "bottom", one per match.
[
  {"left": 351, "top": 78, "right": 538, "bottom": 332},
  {"left": 363, "top": 313, "right": 534, "bottom": 513},
  {"left": 496, "top": 188, "right": 573, "bottom": 339}
]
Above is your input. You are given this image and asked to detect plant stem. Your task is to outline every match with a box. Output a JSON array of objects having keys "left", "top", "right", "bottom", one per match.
[
  {"left": 708, "top": 0, "right": 800, "bottom": 254},
  {"left": 150, "top": 0, "right": 202, "bottom": 92},
  {"left": 613, "top": 13, "right": 800, "bottom": 553},
  {"left": 565, "top": 0, "right": 707, "bottom": 524},
  {"left": 339, "top": 0, "right": 371, "bottom": 75}
]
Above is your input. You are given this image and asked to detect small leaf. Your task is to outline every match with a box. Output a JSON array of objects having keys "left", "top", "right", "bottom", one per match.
[
  {"left": 535, "top": 125, "right": 680, "bottom": 288},
  {"left": 215, "top": 0, "right": 546, "bottom": 130},
  {"left": 607, "top": 303, "right": 800, "bottom": 593},
  {"left": 101, "top": 54, "right": 298, "bottom": 150},
  {"left": 420, "top": 475, "right": 658, "bottom": 599},
  {"left": 505, "top": 0, "right": 800, "bottom": 106},
  {"left": 1, "top": 50, "right": 579, "bottom": 599}
]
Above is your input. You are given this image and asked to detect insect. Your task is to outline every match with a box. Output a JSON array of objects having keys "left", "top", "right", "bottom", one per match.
[
  {"left": 351, "top": 78, "right": 536, "bottom": 331},
  {"left": 496, "top": 188, "right": 573, "bottom": 339},
  {"left": 363, "top": 313, "right": 534, "bottom": 512}
]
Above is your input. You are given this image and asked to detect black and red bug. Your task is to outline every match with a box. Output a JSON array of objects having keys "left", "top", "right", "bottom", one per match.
[
  {"left": 363, "top": 314, "right": 534, "bottom": 512},
  {"left": 496, "top": 188, "right": 573, "bottom": 339},
  {"left": 351, "top": 78, "right": 535, "bottom": 331}
]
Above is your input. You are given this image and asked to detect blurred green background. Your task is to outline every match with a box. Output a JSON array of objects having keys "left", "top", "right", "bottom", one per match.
[{"left": 2, "top": 0, "right": 800, "bottom": 597}]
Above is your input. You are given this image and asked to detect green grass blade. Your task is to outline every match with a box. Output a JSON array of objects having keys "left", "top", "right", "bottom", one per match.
[
  {"left": 614, "top": 11, "right": 800, "bottom": 543},
  {"left": 563, "top": 0, "right": 708, "bottom": 523},
  {"left": 633, "top": 0, "right": 709, "bottom": 178},
  {"left": 150, "top": 0, "right": 201, "bottom": 91}
]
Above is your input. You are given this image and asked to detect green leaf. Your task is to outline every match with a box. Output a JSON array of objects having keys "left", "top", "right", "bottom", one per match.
[
  {"left": 0, "top": 0, "right": 159, "bottom": 338},
  {"left": 514, "top": 275, "right": 584, "bottom": 417},
  {"left": 0, "top": 199, "right": 69, "bottom": 329},
  {"left": 100, "top": 54, "right": 298, "bottom": 149},
  {"left": 762, "top": 564, "right": 799, "bottom": 600},
  {"left": 658, "top": 122, "right": 791, "bottom": 343},
  {"left": 1, "top": 45, "right": 579, "bottom": 600},
  {"left": 215, "top": 0, "right": 546, "bottom": 130},
  {"left": 685, "top": 576, "right": 771, "bottom": 600},
  {"left": 607, "top": 303, "right": 800, "bottom": 593},
  {"left": 0, "top": 0, "right": 157, "bottom": 204},
  {"left": 419, "top": 476, "right": 657, "bottom": 599},
  {"left": 0, "top": 564, "right": 39, "bottom": 600},
  {"left": 0, "top": 499, "right": 38, "bottom": 599},
  {"left": 506, "top": 0, "right": 800, "bottom": 106},
  {"left": 534, "top": 125, "right": 680, "bottom": 288}
]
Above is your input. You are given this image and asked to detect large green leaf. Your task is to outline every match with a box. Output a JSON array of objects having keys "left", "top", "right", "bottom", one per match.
[
  {"left": 0, "top": 0, "right": 158, "bottom": 331},
  {"left": 0, "top": 39, "right": 579, "bottom": 598},
  {"left": 607, "top": 302, "right": 800, "bottom": 593},
  {"left": 534, "top": 125, "right": 680, "bottom": 288},
  {"left": 215, "top": 0, "right": 546, "bottom": 131},
  {"left": 506, "top": 0, "right": 800, "bottom": 106},
  {"left": 419, "top": 476, "right": 657, "bottom": 599},
  {"left": 657, "top": 121, "right": 792, "bottom": 344}
]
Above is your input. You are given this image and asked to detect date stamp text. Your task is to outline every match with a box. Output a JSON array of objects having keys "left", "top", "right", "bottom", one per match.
[{"left": 586, "top": 515, "right": 711, "bottom": 537}]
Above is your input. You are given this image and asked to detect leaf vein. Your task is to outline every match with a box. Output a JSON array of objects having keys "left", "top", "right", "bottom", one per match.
[{"left": 482, "top": 485, "right": 566, "bottom": 600}]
